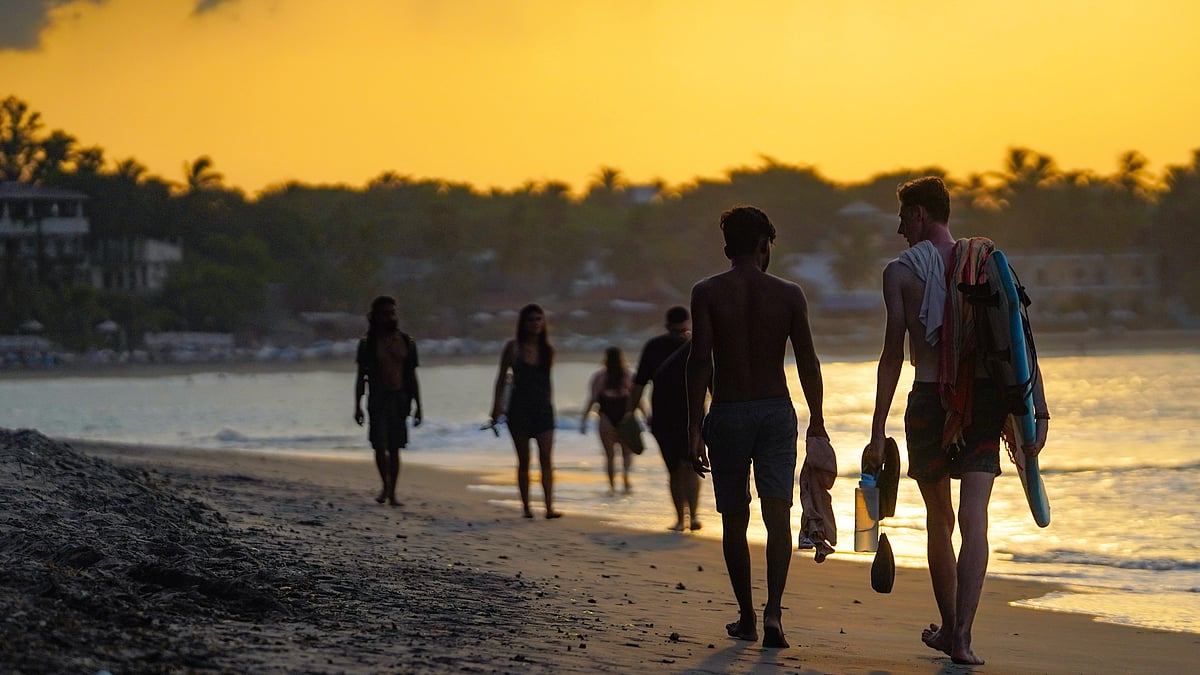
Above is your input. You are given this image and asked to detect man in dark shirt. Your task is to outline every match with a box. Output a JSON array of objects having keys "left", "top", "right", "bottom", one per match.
[{"left": 630, "top": 306, "right": 699, "bottom": 531}]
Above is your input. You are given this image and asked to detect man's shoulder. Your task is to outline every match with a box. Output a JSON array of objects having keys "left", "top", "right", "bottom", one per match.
[
  {"left": 766, "top": 272, "right": 802, "bottom": 290},
  {"left": 691, "top": 273, "right": 723, "bottom": 294},
  {"left": 645, "top": 333, "right": 677, "bottom": 349},
  {"left": 884, "top": 258, "right": 918, "bottom": 283}
]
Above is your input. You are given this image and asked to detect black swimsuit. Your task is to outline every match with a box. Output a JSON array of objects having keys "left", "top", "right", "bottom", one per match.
[{"left": 597, "top": 390, "right": 629, "bottom": 426}]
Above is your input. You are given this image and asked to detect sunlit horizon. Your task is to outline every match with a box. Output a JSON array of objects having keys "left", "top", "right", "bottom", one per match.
[{"left": 2, "top": 0, "right": 1197, "bottom": 196}]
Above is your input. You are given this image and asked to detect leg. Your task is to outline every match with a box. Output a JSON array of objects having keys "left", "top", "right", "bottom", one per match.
[
  {"left": 372, "top": 447, "right": 389, "bottom": 503},
  {"left": 684, "top": 466, "right": 701, "bottom": 530},
  {"left": 535, "top": 430, "right": 561, "bottom": 518},
  {"left": 368, "top": 410, "right": 390, "bottom": 503},
  {"left": 760, "top": 497, "right": 792, "bottom": 648},
  {"left": 667, "top": 464, "right": 687, "bottom": 530},
  {"left": 386, "top": 447, "right": 401, "bottom": 505},
  {"left": 720, "top": 505, "right": 757, "bottom": 641},
  {"left": 950, "top": 472, "right": 995, "bottom": 665},
  {"left": 916, "top": 476, "right": 957, "bottom": 656},
  {"left": 510, "top": 431, "right": 533, "bottom": 517},
  {"left": 620, "top": 443, "right": 633, "bottom": 494},
  {"left": 598, "top": 419, "right": 618, "bottom": 493}
]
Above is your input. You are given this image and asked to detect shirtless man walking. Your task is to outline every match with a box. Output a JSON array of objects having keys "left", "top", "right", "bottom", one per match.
[{"left": 686, "top": 205, "right": 827, "bottom": 648}]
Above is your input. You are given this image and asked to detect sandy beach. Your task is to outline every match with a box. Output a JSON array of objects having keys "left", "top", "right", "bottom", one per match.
[{"left": 2, "top": 429, "right": 1196, "bottom": 674}]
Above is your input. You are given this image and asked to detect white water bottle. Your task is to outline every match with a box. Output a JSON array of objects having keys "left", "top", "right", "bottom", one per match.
[{"left": 854, "top": 473, "right": 880, "bottom": 552}]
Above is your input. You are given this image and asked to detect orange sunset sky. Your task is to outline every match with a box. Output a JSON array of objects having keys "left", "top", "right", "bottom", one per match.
[{"left": 2, "top": 0, "right": 1198, "bottom": 196}]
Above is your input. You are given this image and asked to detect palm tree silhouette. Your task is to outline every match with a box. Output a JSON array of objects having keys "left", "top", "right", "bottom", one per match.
[{"left": 183, "top": 156, "right": 224, "bottom": 193}]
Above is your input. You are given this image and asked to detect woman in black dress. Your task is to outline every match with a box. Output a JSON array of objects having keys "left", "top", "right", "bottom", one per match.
[{"left": 491, "top": 304, "right": 561, "bottom": 518}]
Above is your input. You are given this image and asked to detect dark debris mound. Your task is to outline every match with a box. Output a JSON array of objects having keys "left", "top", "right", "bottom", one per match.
[{"left": 0, "top": 429, "right": 312, "bottom": 672}]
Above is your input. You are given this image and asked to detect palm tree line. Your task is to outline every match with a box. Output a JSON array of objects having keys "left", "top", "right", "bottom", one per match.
[{"left": 3, "top": 95, "right": 1199, "bottom": 348}]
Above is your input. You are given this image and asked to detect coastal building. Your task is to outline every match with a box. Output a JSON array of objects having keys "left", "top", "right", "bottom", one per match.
[
  {"left": 1005, "top": 251, "right": 1161, "bottom": 324},
  {"left": 0, "top": 181, "right": 182, "bottom": 294},
  {"left": 89, "top": 237, "right": 183, "bottom": 294},
  {"left": 0, "top": 181, "right": 91, "bottom": 286}
]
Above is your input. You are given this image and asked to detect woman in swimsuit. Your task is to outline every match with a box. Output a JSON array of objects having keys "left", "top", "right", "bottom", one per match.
[
  {"left": 491, "top": 304, "right": 561, "bottom": 519},
  {"left": 581, "top": 346, "right": 644, "bottom": 495}
]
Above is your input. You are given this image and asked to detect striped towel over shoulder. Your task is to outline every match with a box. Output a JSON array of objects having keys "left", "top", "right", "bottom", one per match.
[{"left": 939, "top": 237, "right": 996, "bottom": 452}]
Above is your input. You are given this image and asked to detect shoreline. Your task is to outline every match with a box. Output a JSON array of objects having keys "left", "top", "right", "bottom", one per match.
[
  {"left": 2, "top": 327, "right": 1197, "bottom": 381},
  {"left": 4, "top": 433, "right": 1195, "bottom": 673}
]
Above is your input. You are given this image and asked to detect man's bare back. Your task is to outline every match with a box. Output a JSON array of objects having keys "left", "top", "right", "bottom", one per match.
[{"left": 692, "top": 267, "right": 813, "bottom": 402}]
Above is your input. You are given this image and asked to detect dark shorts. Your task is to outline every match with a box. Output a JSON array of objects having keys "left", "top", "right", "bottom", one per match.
[
  {"left": 507, "top": 402, "right": 555, "bottom": 439},
  {"left": 701, "top": 398, "right": 798, "bottom": 513},
  {"left": 904, "top": 380, "right": 1005, "bottom": 483},
  {"left": 650, "top": 417, "right": 689, "bottom": 471},
  {"left": 368, "top": 392, "right": 409, "bottom": 451}
]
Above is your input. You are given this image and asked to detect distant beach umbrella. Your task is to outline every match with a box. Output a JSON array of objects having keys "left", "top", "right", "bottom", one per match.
[
  {"left": 95, "top": 319, "right": 120, "bottom": 334},
  {"left": 18, "top": 319, "right": 44, "bottom": 333}
]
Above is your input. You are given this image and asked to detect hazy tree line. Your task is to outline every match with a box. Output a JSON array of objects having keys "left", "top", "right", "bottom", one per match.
[{"left": 3, "top": 95, "right": 1199, "bottom": 348}]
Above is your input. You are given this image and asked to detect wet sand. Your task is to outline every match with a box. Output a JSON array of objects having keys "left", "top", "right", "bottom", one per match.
[{"left": 2, "top": 429, "right": 1195, "bottom": 673}]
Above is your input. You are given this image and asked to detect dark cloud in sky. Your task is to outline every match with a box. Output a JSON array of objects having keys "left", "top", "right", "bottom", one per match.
[
  {"left": 0, "top": 0, "right": 238, "bottom": 51},
  {"left": 0, "top": 1, "right": 106, "bottom": 51},
  {"left": 193, "top": 0, "right": 238, "bottom": 15}
]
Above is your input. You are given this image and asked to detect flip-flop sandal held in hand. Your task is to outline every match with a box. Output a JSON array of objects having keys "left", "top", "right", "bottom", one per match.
[{"left": 871, "top": 532, "right": 895, "bottom": 593}]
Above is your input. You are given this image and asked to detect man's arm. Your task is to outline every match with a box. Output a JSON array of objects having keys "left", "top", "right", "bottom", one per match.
[
  {"left": 354, "top": 340, "right": 367, "bottom": 425},
  {"left": 629, "top": 343, "right": 651, "bottom": 415},
  {"left": 686, "top": 283, "right": 714, "bottom": 476},
  {"left": 409, "top": 338, "right": 422, "bottom": 426},
  {"left": 867, "top": 262, "right": 908, "bottom": 473},
  {"left": 629, "top": 382, "right": 646, "bottom": 416},
  {"left": 354, "top": 364, "right": 367, "bottom": 425},
  {"left": 788, "top": 284, "right": 827, "bottom": 439}
]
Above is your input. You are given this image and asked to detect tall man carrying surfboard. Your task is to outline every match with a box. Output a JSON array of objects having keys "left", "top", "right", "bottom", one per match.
[{"left": 866, "top": 176, "right": 1049, "bottom": 665}]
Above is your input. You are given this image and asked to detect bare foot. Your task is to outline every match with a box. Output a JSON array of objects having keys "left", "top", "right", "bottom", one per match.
[
  {"left": 952, "top": 646, "right": 984, "bottom": 665},
  {"left": 375, "top": 491, "right": 386, "bottom": 504},
  {"left": 388, "top": 497, "right": 401, "bottom": 506},
  {"left": 951, "top": 632, "right": 984, "bottom": 665},
  {"left": 762, "top": 615, "right": 789, "bottom": 648},
  {"left": 725, "top": 617, "right": 757, "bottom": 642},
  {"left": 689, "top": 518, "right": 702, "bottom": 531},
  {"left": 668, "top": 522, "right": 685, "bottom": 532},
  {"left": 921, "top": 624, "right": 953, "bottom": 656},
  {"left": 522, "top": 507, "right": 534, "bottom": 519},
  {"left": 545, "top": 510, "right": 563, "bottom": 519}
]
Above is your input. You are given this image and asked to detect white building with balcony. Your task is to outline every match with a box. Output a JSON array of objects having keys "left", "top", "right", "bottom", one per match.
[
  {"left": 0, "top": 181, "right": 91, "bottom": 285},
  {"left": 1, "top": 181, "right": 182, "bottom": 293}
]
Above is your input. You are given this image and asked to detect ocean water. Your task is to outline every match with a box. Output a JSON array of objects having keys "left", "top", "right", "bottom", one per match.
[{"left": 2, "top": 350, "right": 1197, "bottom": 635}]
